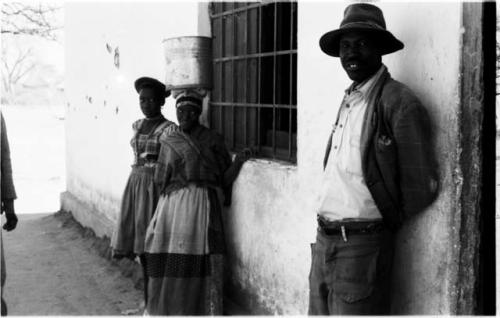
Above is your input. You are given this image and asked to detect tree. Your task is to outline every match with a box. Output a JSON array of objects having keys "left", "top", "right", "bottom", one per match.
[
  {"left": 1, "top": 1, "right": 63, "bottom": 105},
  {"left": 1, "top": 44, "right": 36, "bottom": 103},
  {"left": 1, "top": 2, "right": 62, "bottom": 40}
]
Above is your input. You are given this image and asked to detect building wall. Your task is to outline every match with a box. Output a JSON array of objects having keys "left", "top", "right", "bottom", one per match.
[
  {"left": 63, "top": 1, "right": 469, "bottom": 315},
  {"left": 63, "top": 2, "right": 201, "bottom": 235}
]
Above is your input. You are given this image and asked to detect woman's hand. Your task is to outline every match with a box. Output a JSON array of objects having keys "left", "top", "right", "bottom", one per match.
[
  {"left": 223, "top": 148, "right": 252, "bottom": 206},
  {"left": 223, "top": 148, "right": 253, "bottom": 192},
  {"left": 140, "top": 152, "right": 159, "bottom": 161},
  {"left": 234, "top": 148, "right": 252, "bottom": 165}
]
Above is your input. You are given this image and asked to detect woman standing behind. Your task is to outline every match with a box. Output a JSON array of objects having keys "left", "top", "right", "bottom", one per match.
[
  {"left": 111, "top": 77, "right": 176, "bottom": 308},
  {"left": 143, "top": 94, "right": 251, "bottom": 315}
]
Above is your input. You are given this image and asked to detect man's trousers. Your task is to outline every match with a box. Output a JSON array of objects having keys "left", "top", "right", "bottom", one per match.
[
  {"left": 1, "top": 235, "right": 6, "bottom": 316},
  {"left": 308, "top": 222, "right": 394, "bottom": 315}
]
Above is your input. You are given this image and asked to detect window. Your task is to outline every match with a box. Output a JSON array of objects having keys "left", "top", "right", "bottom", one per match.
[{"left": 210, "top": 2, "right": 297, "bottom": 163}]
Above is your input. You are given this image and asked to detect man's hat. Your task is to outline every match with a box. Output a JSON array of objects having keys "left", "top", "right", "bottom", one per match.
[
  {"left": 134, "top": 77, "right": 171, "bottom": 98},
  {"left": 319, "top": 3, "right": 404, "bottom": 57}
]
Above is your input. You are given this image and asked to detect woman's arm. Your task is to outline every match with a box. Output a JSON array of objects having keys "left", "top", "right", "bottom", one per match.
[
  {"left": 223, "top": 149, "right": 252, "bottom": 188},
  {"left": 221, "top": 149, "right": 252, "bottom": 206}
]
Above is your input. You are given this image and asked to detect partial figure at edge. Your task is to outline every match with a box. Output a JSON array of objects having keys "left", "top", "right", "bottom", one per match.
[{"left": 1, "top": 111, "right": 19, "bottom": 316}]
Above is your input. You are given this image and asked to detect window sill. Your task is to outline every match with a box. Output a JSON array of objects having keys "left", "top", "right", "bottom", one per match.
[{"left": 231, "top": 154, "right": 298, "bottom": 171}]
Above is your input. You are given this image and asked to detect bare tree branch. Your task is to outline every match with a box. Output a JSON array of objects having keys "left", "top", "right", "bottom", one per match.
[
  {"left": 1, "top": 44, "right": 37, "bottom": 97},
  {"left": 10, "top": 48, "right": 35, "bottom": 83},
  {"left": 1, "top": 2, "right": 63, "bottom": 103},
  {"left": 1, "top": 2, "right": 62, "bottom": 41}
]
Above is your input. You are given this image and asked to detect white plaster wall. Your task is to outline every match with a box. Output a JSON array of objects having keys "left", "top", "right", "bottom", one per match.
[
  {"left": 64, "top": 2, "right": 200, "bottom": 224},
  {"left": 227, "top": 1, "right": 462, "bottom": 314},
  {"left": 379, "top": 3, "right": 462, "bottom": 314}
]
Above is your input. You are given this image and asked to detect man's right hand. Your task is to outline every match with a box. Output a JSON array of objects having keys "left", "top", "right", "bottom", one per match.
[{"left": 2, "top": 200, "right": 18, "bottom": 231}]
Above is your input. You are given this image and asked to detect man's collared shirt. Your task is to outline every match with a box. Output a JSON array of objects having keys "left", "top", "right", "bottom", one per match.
[{"left": 318, "top": 65, "right": 386, "bottom": 221}]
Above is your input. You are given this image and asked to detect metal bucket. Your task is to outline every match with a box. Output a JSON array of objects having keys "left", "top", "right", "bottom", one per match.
[{"left": 163, "top": 36, "right": 212, "bottom": 90}]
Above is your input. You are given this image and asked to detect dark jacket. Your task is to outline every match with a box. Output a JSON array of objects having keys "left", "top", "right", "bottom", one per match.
[
  {"left": 1, "top": 112, "right": 17, "bottom": 202},
  {"left": 324, "top": 70, "right": 439, "bottom": 231}
]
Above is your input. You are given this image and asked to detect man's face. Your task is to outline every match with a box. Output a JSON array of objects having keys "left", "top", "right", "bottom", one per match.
[{"left": 339, "top": 31, "right": 382, "bottom": 83}]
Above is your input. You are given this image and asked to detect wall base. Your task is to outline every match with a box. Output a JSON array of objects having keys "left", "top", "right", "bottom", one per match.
[
  {"left": 60, "top": 191, "right": 115, "bottom": 239},
  {"left": 224, "top": 273, "right": 275, "bottom": 315}
]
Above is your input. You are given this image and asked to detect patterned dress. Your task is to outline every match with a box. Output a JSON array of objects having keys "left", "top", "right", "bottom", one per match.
[
  {"left": 111, "top": 116, "right": 176, "bottom": 257},
  {"left": 143, "top": 125, "right": 231, "bottom": 315}
]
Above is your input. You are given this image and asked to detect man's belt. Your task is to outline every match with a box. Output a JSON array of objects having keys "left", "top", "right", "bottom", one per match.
[{"left": 317, "top": 215, "right": 385, "bottom": 238}]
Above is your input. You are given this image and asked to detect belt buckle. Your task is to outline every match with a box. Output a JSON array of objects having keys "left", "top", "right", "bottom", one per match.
[
  {"left": 318, "top": 216, "right": 350, "bottom": 242},
  {"left": 340, "top": 225, "right": 347, "bottom": 242}
]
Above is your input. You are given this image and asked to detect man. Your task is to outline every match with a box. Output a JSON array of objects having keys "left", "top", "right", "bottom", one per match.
[
  {"left": 1, "top": 111, "right": 19, "bottom": 316},
  {"left": 309, "top": 3, "right": 438, "bottom": 315}
]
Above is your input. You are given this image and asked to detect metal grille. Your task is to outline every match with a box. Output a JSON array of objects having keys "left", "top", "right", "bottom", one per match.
[{"left": 209, "top": 2, "right": 297, "bottom": 163}]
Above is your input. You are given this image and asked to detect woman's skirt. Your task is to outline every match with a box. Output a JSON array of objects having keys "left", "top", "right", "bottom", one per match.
[
  {"left": 143, "top": 184, "right": 225, "bottom": 315},
  {"left": 111, "top": 166, "right": 159, "bottom": 257}
]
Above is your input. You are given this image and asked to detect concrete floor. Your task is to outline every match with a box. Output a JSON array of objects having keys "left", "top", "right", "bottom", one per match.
[{"left": 1, "top": 212, "right": 143, "bottom": 315}]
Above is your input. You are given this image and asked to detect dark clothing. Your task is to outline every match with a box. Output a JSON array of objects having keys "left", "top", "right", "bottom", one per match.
[
  {"left": 323, "top": 69, "right": 438, "bottom": 230},
  {"left": 309, "top": 220, "right": 394, "bottom": 315},
  {"left": 1, "top": 112, "right": 16, "bottom": 316},
  {"left": 1, "top": 112, "right": 16, "bottom": 201}
]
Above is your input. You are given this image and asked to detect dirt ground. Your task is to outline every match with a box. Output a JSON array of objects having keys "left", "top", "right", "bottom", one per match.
[{"left": 2, "top": 212, "right": 143, "bottom": 315}]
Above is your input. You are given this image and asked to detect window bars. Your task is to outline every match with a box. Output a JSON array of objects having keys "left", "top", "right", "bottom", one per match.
[{"left": 210, "top": 2, "right": 297, "bottom": 163}]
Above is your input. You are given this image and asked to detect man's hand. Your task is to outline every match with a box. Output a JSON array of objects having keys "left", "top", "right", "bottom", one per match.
[{"left": 2, "top": 199, "right": 18, "bottom": 231}]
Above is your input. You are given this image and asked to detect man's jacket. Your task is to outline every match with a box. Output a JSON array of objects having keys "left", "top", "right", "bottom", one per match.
[
  {"left": 1, "top": 112, "right": 17, "bottom": 202},
  {"left": 324, "top": 70, "right": 439, "bottom": 231}
]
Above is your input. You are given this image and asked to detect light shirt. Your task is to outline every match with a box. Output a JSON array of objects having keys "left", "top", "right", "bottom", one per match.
[{"left": 318, "top": 66, "right": 386, "bottom": 221}]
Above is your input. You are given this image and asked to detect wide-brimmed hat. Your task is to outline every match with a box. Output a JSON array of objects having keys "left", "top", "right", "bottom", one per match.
[
  {"left": 319, "top": 3, "right": 404, "bottom": 57},
  {"left": 134, "top": 77, "right": 171, "bottom": 98}
]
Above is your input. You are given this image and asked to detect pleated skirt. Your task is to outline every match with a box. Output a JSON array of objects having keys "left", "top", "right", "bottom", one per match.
[
  {"left": 112, "top": 166, "right": 159, "bottom": 256},
  {"left": 143, "top": 184, "right": 225, "bottom": 315}
]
